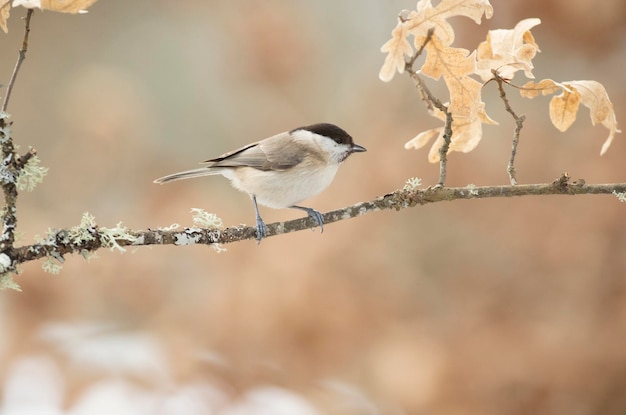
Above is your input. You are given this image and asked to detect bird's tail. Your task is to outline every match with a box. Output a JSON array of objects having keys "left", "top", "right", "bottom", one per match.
[{"left": 153, "top": 167, "right": 221, "bottom": 184}]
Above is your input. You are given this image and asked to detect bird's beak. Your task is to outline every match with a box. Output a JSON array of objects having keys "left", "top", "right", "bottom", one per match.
[{"left": 351, "top": 144, "right": 367, "bottom": 153}]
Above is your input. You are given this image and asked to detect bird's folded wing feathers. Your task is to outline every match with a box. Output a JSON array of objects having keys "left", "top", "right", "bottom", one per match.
[{"left": 203, "top": 132, "right": 306, "bottom": 171}]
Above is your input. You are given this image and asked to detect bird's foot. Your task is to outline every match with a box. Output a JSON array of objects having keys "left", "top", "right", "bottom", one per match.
[
  {"left": 255, "top": 215, "right": 268, "bottom": 243},
  {"left": 291, "top": 206, "right": 324, "bottom": 233}
]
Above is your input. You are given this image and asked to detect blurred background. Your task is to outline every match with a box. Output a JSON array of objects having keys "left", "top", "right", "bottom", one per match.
[{"left": 0, "top": 0, "right": 625, "bottom": 413}]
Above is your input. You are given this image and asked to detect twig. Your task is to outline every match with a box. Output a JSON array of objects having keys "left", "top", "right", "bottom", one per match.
[
  {"left": 406, "top": 27, "right": 434, "bottom": 69},
  {"left": 6, "top": 175, "right": 626, "bottom": 270},
  {"left": 404, "top": 28, "right": 453, "bottom": 187},
  {"left": 14, "top": 147, "right": 37, "bottom": 170},
  {"left": 2, "top": 9, "right": 33, "bottom": 113},
  {"left": 406, "top": 72, "right": 453, "bottom": 187},
  {"left": 437, "top": 110, "right": 453, "bottom": 187},
  {"left": 492, "top": 69, "right": 525, "bottom": 185}
]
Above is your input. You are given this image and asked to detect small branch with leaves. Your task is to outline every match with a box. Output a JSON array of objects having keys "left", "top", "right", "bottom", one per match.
[
  {"left": 381, "top": 2, "right": 619, "bottom": 184},
  {"left": 403, "top": 27, "right": 453, "bottom": 187}
]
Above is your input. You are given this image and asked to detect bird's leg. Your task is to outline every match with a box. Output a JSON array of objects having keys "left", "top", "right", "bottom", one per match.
[
  {"left": 290, "top": 205, "right": 324, "bottom": 233},
  {"left": 252, "top": 195, "right": 267, "bottom": 242}
]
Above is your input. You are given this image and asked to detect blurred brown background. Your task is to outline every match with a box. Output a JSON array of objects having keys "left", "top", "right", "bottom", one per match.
[{"left": 1, "top": 1, "right": 625, "bottom": 413}]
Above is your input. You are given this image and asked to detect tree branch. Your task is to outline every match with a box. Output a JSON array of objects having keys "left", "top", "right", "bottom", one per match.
[
  {"left": 2, "top": 9, "right": 33, "bottom": 113},
  {"left": 491, "top": 69, "right": 526, "bottom": 185},
  {"left": 6, "top": 174, "right": 626, "bottom": 272},
  {"left": 0, "top": 10, "right": 34, "bottom": 256},
  {"left": 404, "top": 28, "right": 453, "bottom": 187}
]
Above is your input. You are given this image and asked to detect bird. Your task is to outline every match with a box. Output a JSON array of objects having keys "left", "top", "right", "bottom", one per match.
[{"left": 154, "top": 123, "right": 366, "bottom": 241}]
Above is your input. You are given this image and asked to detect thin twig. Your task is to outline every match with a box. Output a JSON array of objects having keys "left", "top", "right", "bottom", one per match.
[
  {"left": 15, "top": 147, "right": 37, "bottom": 170},
  {"left": 405, "top": 74, "right": 452, "bottom": 187},
  {"left": 492, "top": 69, "right": 525, "bottom": 185},
  {"left": 404, "top": 28, "right": 453, "bottom": 187},
  {"left": 2, "top": 9, "right": 33, "bottom": 113},
  {"left": 438, "top": 111, "right": 453, "bottom": 187},
  {"left": 406, "top": 27, "right": 434, "bottom": 69}
]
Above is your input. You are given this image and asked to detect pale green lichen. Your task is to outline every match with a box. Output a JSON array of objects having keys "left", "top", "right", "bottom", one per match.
[
  {"left": 80, "top": 249, "right": 97, "bottom": 261},
  {"left": 613, "top": 191, "right": 626, "bottom": 203},
  {"left": 191, "top": 208, "right": 223, "bottom": 229},
  {"left": 99, "top": 222, "right": 137, "bottom": 253},
  {"left": 0, "top": 253, "right": 19, "bottom": 291},
  {"left": 68, "top": 212, "right": 97, "bottom": 245},
  {"left": 42, "top": 256, "right": 63, "bottom": 275},
  {"left": 403, "top": 177, "right": 422, "bottom": 191},
  {"left": 0, "top": 155, "right": 15, "bottom": 184},
  {"left": 67, "top": 212, "right": 137, "bottom": 252},
  {"left": 0, "top": 273, "right": 21, "bottom": 291},
  {"left": 190, "top": 208, "right": 225, "bottom": 252},
  {"left": 0, "top": 113, "right": 12, "bottom": 144},
  {"left": 158, "top": 223, "right": 180, "bottom": 232},
  {"left": 212, "top": 243, "right": 227, "bottom": 253},
  {"left": 466, "top": 184, "right": 479, "bottom": 196},
  {"left": 16, "top": 153, "right": 48, "bottom": 192}
]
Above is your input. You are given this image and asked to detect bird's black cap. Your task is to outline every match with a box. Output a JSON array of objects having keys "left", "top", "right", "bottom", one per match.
[{"left": 294, "top": 123, "right": 355, "bottom": 146}]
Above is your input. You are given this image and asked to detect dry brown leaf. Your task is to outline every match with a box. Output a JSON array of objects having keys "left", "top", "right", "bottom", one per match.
[
  {"left": 521, "top": 79, "right": 620, "bottom": 154},
  {"left": 549, "top": 86, "right": 580, "bottom": 132},
  {"left": 11, "top": 0, "right": 39, "bottom": 8},
  {"left": 379, "top": 19, "right": 413, "bottom": 82},
  {"left": 13, "top": 0, "right": 97, "bottom": 13},
  {"left": 422, "top": 35, "right": 475, "bottom": 81},
  {"left": 418, "top": 115, "right": 487, "bottom": 163},
  {"left": 405, "top": 100, "right": 496, "bottom": 162},
  {"left": 383, "top": 3, "right": 620, "bottom": 160},
  {"left": 0, "top": 0, "right": 10, "bottom": 33},
  {"left": 475, "top": 18, "right": 541, "bottom": 81},
  {"left": 396, "top": 29, "right": 495, "bottom": 161},
  {"left": 405, "top": 128, "right": 440, "bottom": 151},
  {"left": 422, "top": 34, "right": 481, "bottom": 115},
  {"left": 380, "top": 0, "right": 492, "bottom": 82},
  {"left": 443, "top": 65, "right": 482, "bottom": 116},
  {"left": 407, "top": 0, "right": 493, "bottom": 47},
  {"left": 566, "top": 80, "right": 620, "bottom": 155},
  {"left": 520, "top": 79, "right": 561, "bottom": 99}
]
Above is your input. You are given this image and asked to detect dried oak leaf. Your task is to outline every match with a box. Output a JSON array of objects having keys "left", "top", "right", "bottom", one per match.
[
  {"left": 12, "top": 0, "right": 97, "bottom": 13},
  {"left": 422, "top": 35, "right": 482, "bottom": 114},
  {"left": 379, "top": 0, "right": 493, "bottom": 82},
  {"left": 405, "top": 102, "right": 497, "bottom": 162},
  {"left": 522, "top": 79, "right": 620, "bottom": 155},
  {"left": 407, "top": 34, "right": 495, "bottom": 161},
  {"left": 0, "top": 0, "right": 11, "bottom": 33},
  {"left": 379, "top": 19, "right": 413, "bottom": 82},
  {"left": 475, "top": 18, "right": 541, "bottom": 82},
  {"left": 408, "top": 0, "right": 493, "bottom": 47}
]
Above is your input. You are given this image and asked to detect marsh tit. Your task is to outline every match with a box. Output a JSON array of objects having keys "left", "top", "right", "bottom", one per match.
[{"left": 154, "top": 123, "right": 366, "bottom": 241}]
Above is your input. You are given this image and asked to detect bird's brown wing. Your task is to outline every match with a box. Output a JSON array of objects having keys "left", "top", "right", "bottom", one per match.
[{"left": 202, "top": 132, "right": 306, "bottom": 171}]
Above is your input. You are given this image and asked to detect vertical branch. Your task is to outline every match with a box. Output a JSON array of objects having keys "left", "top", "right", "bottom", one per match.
[
  {"left": 0, "top": 9, "right": 35, "bottom": 254},
  {"left": 2, "top": 9, "right": 33, "bottom": 113},
  {"left": 492, "top": 69, "right": 525, "bottom": 185},
  {"left": 404, "top": 28, "right": 453, "bottom": 187},
  {"left": 438, "top": 110, "right": 453, "bottom": 187},
  {"left": 0, "top": 119, "right": 18, "bottom": 251}
]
